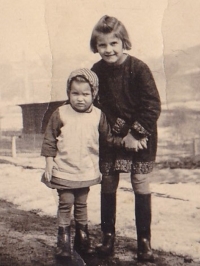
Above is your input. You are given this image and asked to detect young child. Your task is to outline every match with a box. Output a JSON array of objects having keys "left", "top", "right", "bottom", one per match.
[
  {"left": 41, "top": 68, "right": 122, "bottom": 258},
  {"left": 90, "top": 15, "right": 161, "bottom": 262}
]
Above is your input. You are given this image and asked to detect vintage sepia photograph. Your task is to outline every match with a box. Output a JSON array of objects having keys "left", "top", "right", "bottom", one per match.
[{"left": 0, "top": 0, "right": 200, "bottom": 265}]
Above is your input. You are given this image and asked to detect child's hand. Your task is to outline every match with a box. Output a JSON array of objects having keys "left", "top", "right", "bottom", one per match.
[
  {"left": 45, "top": 157, "right": 54, "bottom": 182},
  {"left": 121, "top": 132, "right": 139, "bottom": 151}
]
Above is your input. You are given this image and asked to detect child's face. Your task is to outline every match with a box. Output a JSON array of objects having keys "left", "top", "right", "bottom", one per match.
[
  {"left": 96, "top": 32, "right": 125, "bottom": 65},
  {"left": 69, "top": 81, "right": 93, "bottom": 112}
]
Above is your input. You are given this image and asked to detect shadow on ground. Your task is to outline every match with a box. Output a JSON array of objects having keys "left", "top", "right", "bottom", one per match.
[{"left": 0, "top": 199, "right": 197, "bottom": 266}]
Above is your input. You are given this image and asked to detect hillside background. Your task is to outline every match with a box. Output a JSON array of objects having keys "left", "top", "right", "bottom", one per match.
[{"left": 0, "top": 0, "right": 200, "bottom": 159}]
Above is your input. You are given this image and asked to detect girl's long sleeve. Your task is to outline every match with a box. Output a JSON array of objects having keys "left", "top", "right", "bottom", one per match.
[
  {"left": 130, "top": 61, "right": 161, "bottom": 138},
  {"left": 112, "top": 61, "right": 161, "bottom": 139}
]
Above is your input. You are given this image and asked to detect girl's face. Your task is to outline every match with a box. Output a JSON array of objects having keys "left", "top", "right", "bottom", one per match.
[
  {"left": 96, "top": 32, "right": 125, "bottom": 65},
  {"left": 69, "top": 81, "right": 93, "bottom": 112}
]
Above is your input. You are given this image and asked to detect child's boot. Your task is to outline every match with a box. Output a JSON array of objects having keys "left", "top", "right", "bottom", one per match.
[
  {"left": 74, "top": 222, "right": 95, "bottom": 255},
  {"left": 56, "top": 226, "right": 71, "bottom": 258},
  {"left": 135, "top": 193, "right": 154, "bottom": 262}
]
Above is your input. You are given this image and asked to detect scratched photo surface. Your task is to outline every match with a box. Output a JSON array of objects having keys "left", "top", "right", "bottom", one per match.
[{"left": 0, "top": 1, "right": 200, "bottom": 265}]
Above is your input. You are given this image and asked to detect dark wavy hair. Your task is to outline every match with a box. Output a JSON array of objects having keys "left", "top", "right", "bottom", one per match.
[{"left": 90, "top": 15, "right": 132, "bottom": 53}]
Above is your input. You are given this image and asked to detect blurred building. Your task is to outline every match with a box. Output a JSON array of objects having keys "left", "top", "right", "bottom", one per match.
[{"left": 19, "top": 101, "right": 66, "bottom": 134}]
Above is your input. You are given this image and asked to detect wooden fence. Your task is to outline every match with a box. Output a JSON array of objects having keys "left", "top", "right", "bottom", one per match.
[
  {"left": 0, "top": 132, "right": 200, "bottom": 160},
  {"left": 157, "top": 138, "right": 200, "bottom": 160}
]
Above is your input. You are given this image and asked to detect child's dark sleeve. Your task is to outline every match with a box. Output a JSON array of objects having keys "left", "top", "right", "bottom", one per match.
[
  {"left": 41, "top": 108, "right": 63, "bottom": 157},
  {"left": 99, "top": 112, "right": 122, "bottom": 147}
]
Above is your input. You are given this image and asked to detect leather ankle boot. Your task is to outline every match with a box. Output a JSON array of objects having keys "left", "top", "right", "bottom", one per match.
[
  {"left": 96, "top": 192, "right": 116, "bottom": 256},
  {"left": 96, "top": 232, "right": 115, "bottom": 256},
  {"left": 74, "top": 223, "right": 95, "bottom": 255},
  {"left": 56, "top": 226, "right": 71, "bottom": 258},
  {"left": 135, "top": 193, "right": 154, "bottom": 262},
  {"left": 137, "top": 237, "right": 154, "bottom": 262}
]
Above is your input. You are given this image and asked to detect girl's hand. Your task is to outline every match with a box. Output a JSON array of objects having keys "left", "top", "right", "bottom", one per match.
[
  {"left": 121, "top": 133, "right": 148, "bottom": 152},
  {"left": 121, "top": 132, "right": 139, "bottom": 151},
  {"left": 45, "top": 157, "right": 54, "bottom": 182},
  {"left": 139, "top": 137, "right": 148, "bottom": 149}
]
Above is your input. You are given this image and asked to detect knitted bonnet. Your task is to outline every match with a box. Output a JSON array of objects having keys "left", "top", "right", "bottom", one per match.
[{"left": 67, "top": 68, "right": 99, "bottom": 98}]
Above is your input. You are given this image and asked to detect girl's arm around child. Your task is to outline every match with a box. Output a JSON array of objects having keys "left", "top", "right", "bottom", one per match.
[{"left": 99, "top": 111, "right": 123, "bottom": 149}]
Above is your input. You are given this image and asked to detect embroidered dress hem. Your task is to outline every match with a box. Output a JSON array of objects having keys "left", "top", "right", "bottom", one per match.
[{"left": 101, "top": 160, "right": 154, "bottom": 175}]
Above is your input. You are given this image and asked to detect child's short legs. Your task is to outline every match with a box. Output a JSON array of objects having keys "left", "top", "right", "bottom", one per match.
[
  {"left": 74, "top": 187, "right": 90, "bottom": 225},
  {"left": 57, "top": 189, "right": 75, "bottom": 226},
  {"left": 57, "top": 187, "right": 90, "bottom": 226},
  {"left": 131, "top": 174, "right": 150, "bottom": 194}
]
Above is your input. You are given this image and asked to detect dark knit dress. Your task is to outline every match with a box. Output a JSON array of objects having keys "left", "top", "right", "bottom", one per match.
[{"left": 92, "top": 55, "right": 161, "bottom": 175}]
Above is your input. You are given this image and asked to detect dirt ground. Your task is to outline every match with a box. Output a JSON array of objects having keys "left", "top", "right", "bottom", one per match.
[{"left": 0, "top": 199, "right": 199, "bottom": 266}]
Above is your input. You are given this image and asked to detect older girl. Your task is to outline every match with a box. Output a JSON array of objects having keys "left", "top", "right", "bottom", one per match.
[{"left": 90, "top": 15, "right": 161, "bottom": 262}]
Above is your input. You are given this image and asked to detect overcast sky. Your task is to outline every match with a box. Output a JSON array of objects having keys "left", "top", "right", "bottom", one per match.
[{"left": 0, "top": 0, "right": 200, "bottom": 105}]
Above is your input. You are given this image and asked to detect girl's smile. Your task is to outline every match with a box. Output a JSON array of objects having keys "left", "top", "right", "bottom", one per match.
[{"left": 96, "top": 33, "right": 127, "bottom": 65}]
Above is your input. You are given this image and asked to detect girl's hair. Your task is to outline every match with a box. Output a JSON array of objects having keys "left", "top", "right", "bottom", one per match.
[{"left": 90, "top": 15, "right": 132, "bottom": 53}]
